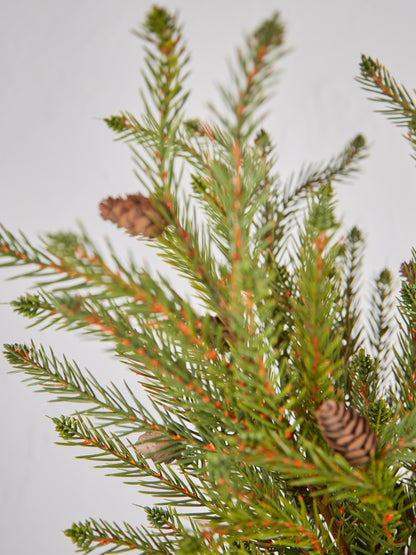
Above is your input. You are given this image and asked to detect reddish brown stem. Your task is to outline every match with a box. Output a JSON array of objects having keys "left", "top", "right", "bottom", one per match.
[{"left": 310, "top": 486, "right": 351, "bottom": 555}]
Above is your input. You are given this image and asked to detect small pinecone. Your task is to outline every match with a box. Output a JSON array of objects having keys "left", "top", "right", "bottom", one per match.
[
  {"left": 315, "top": 400, "right": 377, "bottom": 466},
  {"left": 134, "top": 430, "right": 181, "bottom": 464},
  {"left": 99, "top": 194, "right": 168, "bottom": 238},
  {"left": 400, "top": 260, "right": 416, "bottom": 284},
  {"left": 209, "top": 315, "right": 232, "bottom": 350}
]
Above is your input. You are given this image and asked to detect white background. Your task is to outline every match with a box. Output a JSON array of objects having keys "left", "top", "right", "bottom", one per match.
[{"left": 1, "top": 1, "right": 416, "bottom": 553}]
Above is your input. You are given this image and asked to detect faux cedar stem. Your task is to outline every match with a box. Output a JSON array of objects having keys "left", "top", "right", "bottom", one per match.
[{"left": 309, "top": 486, "right": 351, "bottom": 555}]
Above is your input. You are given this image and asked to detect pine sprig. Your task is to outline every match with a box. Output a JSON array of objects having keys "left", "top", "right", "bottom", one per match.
[
  {"left": 212, "top": 12, "right": 285, "bottom": 142},
  {"left": 339, "top": 226, "right": 365, "bottom": 365},
  {"left": 394, "top": 266, "right": 416, "bottom": 410},
  {"left": 65, "top": 518, "right": 173, "bottom": 554},
  {"left": 104, "top": 8, "right": 223, "bottom": 309},
  {"left": 282, "top": 134, "right": 367, "bottom": 210},
  {"left": 0, "top": 226, "right": 224, "bottom": 368},
  {"left": 3, "top": 342, "right": 149, "bottom": 433},
  {"left": 6, "top": 272, "right": 290, "bottom": 445},
  {"left": 52, "top": 414, "right": 204, "bottom": 506},
  {"left": 264, "top": 134, "right": 367, "bottom": 259},
  {"left": 0, "top": 223, "right": 140, "bottom": 296},
  {"left": 288, "top": 186, "right": 345, "bottom": 412},
  {"left": 368, "top": 268, "right": 395, "bottom": 371},
  {"left": 347, "top": 349, "right": 380, "bottom": 411},
  {"left": 136, "top": 6, "right": 190, "bottom": 130},
  {"left": 379, "top": 406, "right": 416, "bottom": 467},
  {"left": 198, "top": 463, "right": 329, "bottom": 553},
  {"left": 358, "top": 55, "right": 416, "bottom": 159}
]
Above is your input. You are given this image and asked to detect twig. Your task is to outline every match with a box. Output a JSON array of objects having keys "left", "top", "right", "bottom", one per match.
[{"left": 309, "top": 486, "right": 351, "bottom": 555}]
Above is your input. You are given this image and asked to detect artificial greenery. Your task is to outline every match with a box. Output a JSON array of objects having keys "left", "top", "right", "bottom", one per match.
[{"left": 3, "top": 6, "right": 416, "bottom": 554}]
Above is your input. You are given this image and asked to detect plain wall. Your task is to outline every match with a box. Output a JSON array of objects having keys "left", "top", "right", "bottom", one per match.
[{"left": 1, "top": 1, "right": 416, "bottom": 552}]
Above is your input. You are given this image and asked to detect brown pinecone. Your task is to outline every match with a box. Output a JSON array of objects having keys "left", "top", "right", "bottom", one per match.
[
  {"left": 134, "top": 430, "right": 181, "bottom": 464},
  {"left": 99, "top": 193, "right": 168, "bottom": 238},
  {"left": 400, "top": 260, "right": 416, "bottom": 284},
  {"left": 209, "top": 315, "right": 232, "bottom": 350},
  {"left": 315, "top": 400, "right": 377, "bottom": 466}
]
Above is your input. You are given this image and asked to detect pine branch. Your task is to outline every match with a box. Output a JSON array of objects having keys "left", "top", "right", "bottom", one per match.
[
  {"left": 3, "top": 342, "right": 150, "bottom": 434},
  {"left": 65, "top": 518, "right": 173, "bottom": 554},
  {"left": 368, "top": 268, "right": 395, "bottom": 371},
  {"left": 288, "top": 186, "right": 345, "bottom": 413},
  {"left": 7, "top": 275, "right": 289, "bottom": 447},
  {"left": 339, "top": 226, "right": 365, "bottom": 365},
  {"left": 125, "top": 125, "right": 227, "bottom": 312},
  {"left": 211, "top": 12, "right": 286, "bottom": 143},
  {"left": 53, "top": 414, "right": 206, "bottom": 507},
  {"left": 104, "top": 113, "right": 219, "bottom": 185},
  {"left": 103, "top": 9, "right": 225, "bottom": 309},
  {"left": 0, "top": 225, "right": 82, "bottom": 286},
  {"left": 379, "top": 405, "right": 416, "bottom": 468},
  {"left": 239, "top": 431, "right": 407, "bottom": 553},
  {"left": 347, "top": 349, "right": 392, "bottom": 435},
  {"left": 265, "top": 134, "right": 367, "bottom": 259},
  {"left": 238, "top": 431, "right": 376, "bottom": 500},
  {"left": 0, "top": 226, "right": 228, "bottom": 378},
  {"left": 153, "top": 193, "right": 225, "bottom": 308},
  {"left": 358, "top": 55, "right": 416, "bottom": 159},
  {"left": 127, "top": 9, "right": 222, "bottom": 308},
  {"left": 200, "top": 467, "right": 330, "bottom": 552},
  {"left": 0, "top": 223, "right": 145, "bottom": 297},
  {"left": 139, "top": 8, "right": 189, "bottom": 121},
  {"left": 393, "top": 266, "right": 416, "bottom": 410},
  {"left": 282, "top": 134, "right": 367, "bottom": 213}
]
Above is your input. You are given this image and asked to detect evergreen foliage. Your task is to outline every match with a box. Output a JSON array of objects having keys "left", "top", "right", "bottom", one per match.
[
  {"left": 358, "top": 54, "right": 416, "bottom": 160},
  {"left": 2, "top": 6, "right": 416, "bottom": 554}
]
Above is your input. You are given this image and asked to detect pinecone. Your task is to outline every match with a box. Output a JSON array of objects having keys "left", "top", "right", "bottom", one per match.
[
  {"left": 208, "top": 315, "right": 232, "bottom": 350},
  {"left": 134, "top": 430, "right": 181, "bottom": 463},
  {"left": 400, "top": 260, "right": 416, "bottom": 284},
  {"left": 315, "top": 400, "right": 377, "bottom": 466},
  {"left": 99, "top": 193, "right": 168, "bottom": 238}
]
